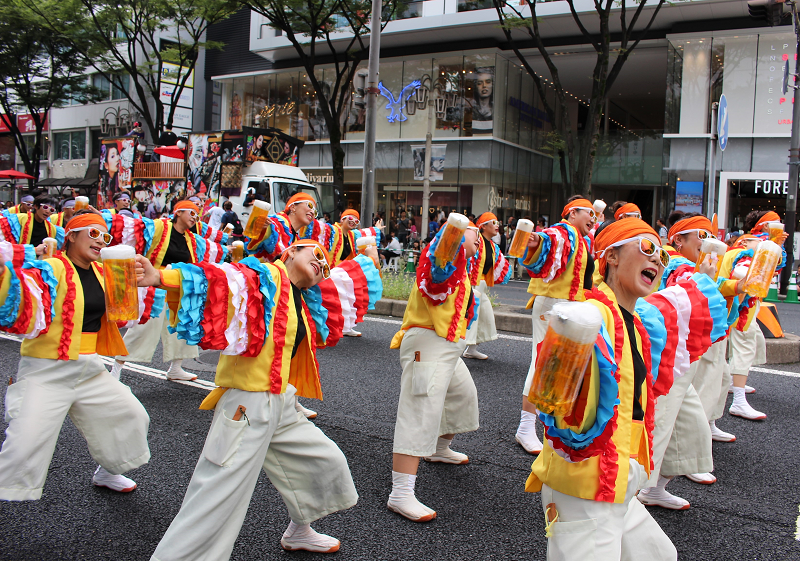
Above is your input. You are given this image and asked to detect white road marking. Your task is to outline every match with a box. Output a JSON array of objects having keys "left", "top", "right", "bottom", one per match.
[
  {"left": 750, "top": 366, "right": 800, "bottom": 379},
  {"left": 796, "top": 505, "right": 800, "bottom": 541},
  {"left": 363, "top": 316, "right": 533, "bottom": 341}
]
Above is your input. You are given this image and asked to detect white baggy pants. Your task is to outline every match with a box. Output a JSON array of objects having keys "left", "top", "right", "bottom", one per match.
[
  {"left": 522, "top": 296, "right": 563, "bottom": 397},
  {"left": 727, "top": 304, "right": 767, "bottom": 376},
  {"left": 393, "top": 328, "right": 479, "bottom": 457},
  {"left": 647, "top": 362, "right": 713, "bottom": 484},
  {"left": 540, "top": 459, "right": 677, "bottom": 561},
  {"left": 0, "top": 354, "right": 150, "bottom": 501},
  {"left": 151, "top": 385, "right": 358, "bottom": 561},
  {"left": 465, "top": 280, "right": 498, "bottom": 345},
  {"left": 117, "top": 309, "right": 198, "bottom": 364},
  {"left": 692, "top": 339, "right": 731, "bottom": 421}
]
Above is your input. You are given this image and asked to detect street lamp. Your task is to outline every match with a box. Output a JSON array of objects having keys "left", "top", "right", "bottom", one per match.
[{"left": 100, "top": 106, "right": 138, "bottom": 137}]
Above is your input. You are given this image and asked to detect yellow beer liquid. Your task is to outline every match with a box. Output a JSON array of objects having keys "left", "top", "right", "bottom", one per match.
[
  {"left": 224, "top": 223, "right": 234, "bottom": 234},
  {"left": 528, "top": 327, "right": 593, "bottom": 416},
  {"left": 741, "top": 249, "right": 781, "bottom": 298},
  {"left": 433, "top": 224, "right": 466, "bottom": 267},
  {"left": 508, "top": 229, "right": 532, "bottom": 258},
  {"left": 695, "top": 251, "right": 724, "bottom": 280},
  {"left": 103, "top": 258, "right": 139, "bottom": 322},
  {"left": 74, "top": 199, "right": 89, "bottom": 211},
  {"left": 769, "top": 226, "right": 784, "bottom": 242},
  {"left": 43, "top": 240, "right": 56, "bottom": 259},
  {"left": 232, "top": 246, "right": 244, "bottom": 263},
  {"left": 242, "top": 206, "right": 269, "bottom": 239}
]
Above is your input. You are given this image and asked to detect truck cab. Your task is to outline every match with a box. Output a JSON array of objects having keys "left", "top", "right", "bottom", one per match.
[{"left": 223, "top": 161, "right": 324, "bottom": 220}]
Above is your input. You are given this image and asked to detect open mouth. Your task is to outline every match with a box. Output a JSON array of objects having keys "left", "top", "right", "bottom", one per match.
[
  {"left": 641, "top": 267, "right": 657, "bottom": 285},
  {"left": 311, "top": 262, "right": 321, "bottom": 276},
  {"left": 90, "top": 245, "right": 103, "bottom": 255}
]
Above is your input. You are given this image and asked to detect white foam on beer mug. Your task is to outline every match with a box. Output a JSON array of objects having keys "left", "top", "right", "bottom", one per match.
[
  {"left": 593, "top": 199, "right": 607, "bottom": 214},
  {"left": 733, "top": 265, "right": 749, "bottom": 280},
  {"left": 75, "top": 196, "right": 89, "bottom": 203},
  {"left": 701, "top": 238, "right": 728, "bottom": 256},
  {"left": 515, "top": 218, "right": 534, "bottom": 233},
  {"left": 755, "top": 239, "right": 782, "bottom": 259},
  {"left": 231, "top": 240, "right": 244, "bottom": 248},
  {"left": 547, "top": 301, "right": 603, "bottom": 345},
  {"left": 356, "top": 236, "right": 375, "bottom": 248},
  {"left": 253, "top": 200, "right": 271, "bottom": 213},
  {"left": 42, "top": 237, "right": 56, "bottom": 245},
  {"left": 767, "top": 222, "right": 785, "bottom": 233},
  {"left": 100, "top": 245, "right": 135, "bottom": 261},
  {"left": 446, "top": 212, "right": 469, "bottom": 229}
]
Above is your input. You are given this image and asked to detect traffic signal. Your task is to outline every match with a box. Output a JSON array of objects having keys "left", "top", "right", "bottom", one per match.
[{"left": 748, "top": 0, "right": 788, "bottom": 26}]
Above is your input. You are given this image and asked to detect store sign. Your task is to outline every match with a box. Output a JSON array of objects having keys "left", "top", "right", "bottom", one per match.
[
  {"left": 486, "top": 186, "right": 530, "bottom": 211},
  {"left": 307, "top": 173, "right": 334, "bottom": 183},
  {"left": 0, "top": 113, "right": 48, "bottom": 133},
  {"left": 754, "top": 33, "right": 796, "bottom": 134},
  {"left": 378, "top": 80, "right": 421, "bottom": 123},
  {"left": 735, "top": 179, "right": 789, "bottom": 197},
  {"left": 259, "top": 102, "right": 296, "bottom": 121}
]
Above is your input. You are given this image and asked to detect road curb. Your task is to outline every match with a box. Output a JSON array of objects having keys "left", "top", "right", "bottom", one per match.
[{"left": 372, "top": 300, "right": 800, "bottom": 361}]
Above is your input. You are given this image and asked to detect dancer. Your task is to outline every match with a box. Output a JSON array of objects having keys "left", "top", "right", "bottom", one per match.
[
  {"left": 462, "top": 212, "right": 511, "bottom": 360},
  {"left": 0, "top": 194, "right": 64, "bottom": 249},
  {"left": 637, "top": 212, "right": 741, "bottom": 510},
  {"left": 0, "top": 212, "right": 161, "bottom": 500},
  {"left": 614, "top": 202, "right": 642, "bottom": 220},
  {"left": 4, "top": 194, "right": 33, "bottom": 215},
  {"left": 109, "top": 200, "right": 227, "bottom": 381},
  {"left": 141, "top": 239, "right": 382, "bottom": 560},
  {"left": 515, "top": 196, "right": 596, "bottom": 454},
  {"left": 49, "top": 198, "right": 75, "bottom": 228},
  {"left": 386, "top": 218, "right": 482, "bottom": 522},
  {"left": 526, "top": 218, "right": 727, "bottom": 560}
]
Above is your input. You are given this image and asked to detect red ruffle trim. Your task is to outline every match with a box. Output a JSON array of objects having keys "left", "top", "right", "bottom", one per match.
[
  {"left": 56, "top": 256, "right": 76, "bottom": 360},
  {"left": 20, "top": 214, "right": 31, "bottom": 244},
  {"left": 634, "top": 316, "right": 656, "bottom": 472},
  {"left": 188, "top": 232, "right": 198, "bottom": 263},
  {"left": 110, "top": 215, "right": 124, "bottom": 246},
  {"left": 237, "top": 264, "right": 266, "bottom": 358},
  {"left": 0, "top": 216, "right": 14, "bottom": 244},
  {"left": 339, "top": 260, "right": 369, "bottom": 323},
  {"left": 468, "top": 237, "right": 483, "bottom": 286},
  {"left": 140, "top": 286, "right": 155, "bottom": 324},
  {"left": 568, "top": 237, "right": 584, "bottom": 300},
  {"left": 318, "top": 276, "right": 344, "bottom": 348},
  {"left": 737, "top": 297, "right": 757, "bottom": 331},
  {"left": 447, "top": 282, "right": 468, "bottom": 342},
  {"left": 269, "top": 266, "right": 291, "bottom": 394},
  {"left": 193, "top": 263, "right": 227, "bottom": 350},
  {"left": 416, "top": 244, "right": 468, "bottom": 306},
  {"left": 647, "top": 293, "right": 678, "bottom": 398},
  {"left": 149, "top": 226, "right": 169, "bottom": 265},
  {"left": 301, "top": 299, "right": 322, "bottom": 373},
  {"left": 681, "top": 281, "right": 712, "bottom": 361}
]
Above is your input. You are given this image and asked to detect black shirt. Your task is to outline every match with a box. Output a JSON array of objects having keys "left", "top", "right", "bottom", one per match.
[
  {"left": 583, "top": 254, "right": 595, "bottom": 290},
  {"left": 162, "top": 228, "right": 192, "bottom": 266},
  {"left": 30, "top": 217, "right": 49, "bottom": 247},
  {"left": 291, "top": 284, "right": 306, "bottom": 358},
  {"left": 75, "top": 264, "right": 105, "bottom": 333},
  {"left": 341, "top": 234, "right": 353, "bottom": 261},
  {"left": 620, "top": 307, "right": 646, "bottom": 421},
  {"left": 482, "top": 235, "right": 494, "bottom": 276}
]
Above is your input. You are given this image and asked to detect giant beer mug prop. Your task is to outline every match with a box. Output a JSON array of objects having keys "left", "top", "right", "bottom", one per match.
[
  {"left": 508, "top": 219, "right": 535, "bottom": 258},
  {"left": 100, "top": 245, "right": 139, "bottom": 322},
  {"left": 74, "top": 196, "right": 89, "bottom": 211},
  {"left": 694, "top": 238, "right": 728, "bottom": 280},
  {"left": 528, "top": 302, "right": 603, "bottom": 416},
  {"left": 767, "top": 222, "right": 784, "bottom": 243},
  {"left": 740, "top": 240, "right": 782, "bottom": 298},
  {"left": 356, "top": 236, "right": 376, "bottom": 254},
  {"left": 433, "top": 213, "right": 469, "bottom": 267},
  {"left": 242, "top": 200, "right": 272, "bottom": 239},
  {"left": 231, "top": 240, "right": 244, "bottom": 263},
  {"left": 42, "top": 237, "right": 57, "bottom": 259}
]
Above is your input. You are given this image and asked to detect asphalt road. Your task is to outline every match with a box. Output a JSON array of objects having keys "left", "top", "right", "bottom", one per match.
[{"left": 1, "top": 315, "right": 799, "bottom": 560}]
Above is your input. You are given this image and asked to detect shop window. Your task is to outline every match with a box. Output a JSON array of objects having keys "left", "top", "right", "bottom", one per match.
[
  {"left": 53, "top": 131, "right": 86, "bottom": 160},
  {"left": 392, "top": 1, "right": 422, "bottom": 19},
  {"left": 457, "top": 0, "right": 496, "bottom": 11}
]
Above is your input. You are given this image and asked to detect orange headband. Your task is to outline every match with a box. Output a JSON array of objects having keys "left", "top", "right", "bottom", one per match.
[
  {"left": 595, "top": 218, "right": 660, "bottom": 276},
  {"left": 752, "top": 211, "right": 781, "bottom": 234},
  {"left": 341, "top": 209, "right": 360, "bottom": 221},
  {"left": 280, "top": 239, "right": 331, "bottom": 264},
  {"left": 64, "top": 214, "right": 108, "bottom": 236},
  {"left": 285, "top": 193, "right": 315, "bottom": 214},
  {"left": 174, "top": 201, "right": 200, "bottom": 214},
  {"left": 732, "top": 234, "right": 760, "bottom": 250},
  {"left": 477, "top": 212, "right": 497, "bottom": 227},
  {"left": 562, "top": 198, "right": 593, "bottom": 218},
  {"left": 667, "top": 216, "right": 712, "bottom": 242},
  {"left": 614, "top": 203, "right": 641, "bottom": 221}
]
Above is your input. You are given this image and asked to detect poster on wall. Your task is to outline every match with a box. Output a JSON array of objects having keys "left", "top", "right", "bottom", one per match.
[
  {"left": 675, "top": 181, "right": 704, "bottom": 213},
  {"left": 469, "top": 66, "right": 494, "bottom": 134},
  {"left": 187, "top": 132, "right": 223, "bottom": 202},
  {"left": 130, "top": 179, "right": 186, "bottom": 218},
  {"left": 220, "top": 130, "right": 244, "bottom": 198},
  {"left": 242, "top": 126, "right": 303, "bottom": 166},
  {"left": 411, "top": 144, "right": 447, "bottom": 181},
  {"left": 98, "top": 137, "right": 137, "bottom": 209}
]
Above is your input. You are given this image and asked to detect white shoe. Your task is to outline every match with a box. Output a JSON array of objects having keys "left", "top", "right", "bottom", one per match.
[
  {"left": 423, "top": 438, "right": 469, "bottom": 465},
  {"left": 462, "top": 345, "right": 488, "bottom": 360},
  {"left": 685, "top": 472, "right": 717, "bottom": 485},
  {"left": 637, "top": 487, "right": 690, "bottom": 510},
  {"left": 281, "top": 522, "right": 340, "bottom": 553},
  {"left": 165, "top": 364, "right": 198, "bottom": 381},
  {"left": 729, "top": 384, "right": 755, "bottom": 394},
  {"left": 110, "top": 361, "right": 123, "bottom": 381},
  {"left": 515, "top": 411, "right": 543, "bottom": 454},
  {"left": 343, "top": 329, "right": 362, "bottom": 337},
  {"left": 729, "top": 401, "right": 766, "bottom": 420},
  {"left": 92, "top": 466, "right": 136, "bottom": 493},
  {"left": 295, "top": 399, "right": 318, "bottom": 419},
  {"left": 709, "top": 420, "right": 736, "bottom": 442},
  {"left": 388, "top": 471, "right": 437, "bottom": 522}
]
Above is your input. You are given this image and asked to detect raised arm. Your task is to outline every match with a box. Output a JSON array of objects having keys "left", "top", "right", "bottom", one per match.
[
  {"left": 245, "top": 214, "right": 294, "bottom": 261},
  {"left": 520, "top": 223, "right": 582, "bottom": 282}
]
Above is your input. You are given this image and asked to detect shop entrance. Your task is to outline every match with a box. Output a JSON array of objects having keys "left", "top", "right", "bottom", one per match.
[{"left": 719, "top": 172, "right": 791, "bottom": 236}]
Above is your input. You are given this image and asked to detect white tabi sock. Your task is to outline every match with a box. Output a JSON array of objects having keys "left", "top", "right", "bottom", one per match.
[{"left": 732, "top": 386, "right": 748, "bottom": 407}]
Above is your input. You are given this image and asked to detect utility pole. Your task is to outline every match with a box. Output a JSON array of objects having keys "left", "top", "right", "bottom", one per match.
[
  {"left": 708, "top": 102, "right": 718, "bottom": 216},
  {"left": 782, "top": 0, "right": 800, "bottom": 292},
  {"left": 360, "top": 0, "right": 382, "bottom": 228},
  {"left": 421, "top": 94, "right": 434, "bottom": 239}
]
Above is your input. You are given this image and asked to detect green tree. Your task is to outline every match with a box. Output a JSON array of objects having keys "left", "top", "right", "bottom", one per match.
[
  {"left": 492, "top": 0, "right": 668, "bottom": 197},
  {"left": 246, "top": 0, "right": 404, "bottom": 188},
  {"left": 0, "top": 3, "right": 101, "bottom": 189},
  {"left": 25, "top": 0, "right": 240, "bottom": 142}
]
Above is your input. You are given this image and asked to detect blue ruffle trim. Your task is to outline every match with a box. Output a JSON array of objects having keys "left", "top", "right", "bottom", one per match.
[
  {"left": 23, "top": 261, "right": 58, "bottom": 321},
  {"left": 142, "top": 218, "right": 156, "bottom": 255},
  {"left": 240, "top": 256, "right": 276, "bottom": 341},
  {"left": 7, "top": 214, "right": 21, "bottom": 243},
  {"left": 302, "top": 284, "right": 329, "bottom": 342},
  {"left": 538, "top": 323, "right": 620, "bottom": 450},
  {"left": 690, "top": 272, "right": 729, "bottom": 342},
  {"left": 194, "top": 235, "right": 207, "bottom": 262},
  {"left": 167, "top": 263, "right": 207, "bottom": 345},
  {"left": 658, "top": 255, "right": 695, "bottom": 290},
  {"left": 0, "top": 263, "right": 22, "bottom": 328},
  {"left": 54, "top": 225, "right": 65, "bottom": 249},
  {"left": 522, "top": 232, "right": 551, "bottom": 273},
  {"left": 150, "top": 288, "right": 167, "bottom": 319},
  {"left": 355, "top": 254, "right": 383, "bottom": 309}
]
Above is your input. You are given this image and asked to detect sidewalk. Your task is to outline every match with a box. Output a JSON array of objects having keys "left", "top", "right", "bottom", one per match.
[{"left": 372, "top": 299, "right": 800, "bottom": 364}]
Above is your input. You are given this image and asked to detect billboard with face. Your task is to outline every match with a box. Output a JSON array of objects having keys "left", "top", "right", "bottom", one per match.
[{"left": 99, "top": 137, "right": 137, "bottom": 208}]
